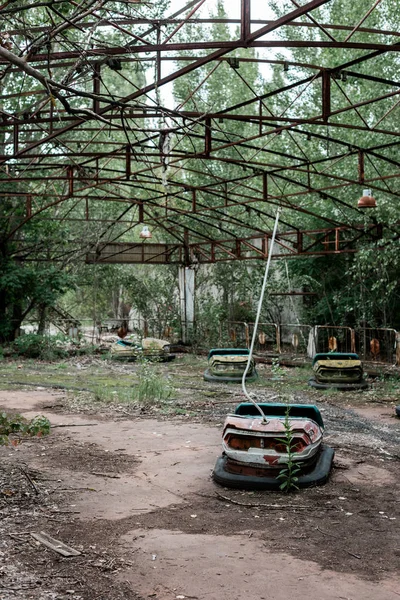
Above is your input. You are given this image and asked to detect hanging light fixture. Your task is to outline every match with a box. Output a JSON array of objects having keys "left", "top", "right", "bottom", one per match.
[
  {"left": 358, "top": 188, "right": 376, "bottom": 208},
  {"left": 139, "top": 225, "right": 152, "bottom": 239}
]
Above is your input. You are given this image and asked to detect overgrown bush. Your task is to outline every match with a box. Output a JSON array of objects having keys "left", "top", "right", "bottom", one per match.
[
  {"left": 11, "top": 333, "right": 69, "bottom": 360},
  {"left": 0, "top": 412, "right": 51, "bottom": 445}
]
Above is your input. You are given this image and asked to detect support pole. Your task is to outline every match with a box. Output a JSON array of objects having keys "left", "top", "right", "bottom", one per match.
[
  {"left": 322, "top": 71, "right": 331, "bottom": 122},
  {"left": 178, "top": 266, "right": 195, "bottom": 343}
]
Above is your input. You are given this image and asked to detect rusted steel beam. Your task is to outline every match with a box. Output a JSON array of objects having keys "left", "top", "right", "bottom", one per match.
[
  {"left": 263, "top": 172, "right": 268, "bottom": 200},
  {"left": 93, "top": 63, "right": 101, "bottom": 113},
  {"left": 125, "top": 144, "right": 131, "bottom": 180},
  {"left": 358, "top": 151, "right": 365, "bottom": 184},
  {"left": 344, "top": 0, "right": 384, "bottom": 43},
  {"left": 4, "top": 39, "right": 399, "bottom": 64},
  {"left": 322, "top": 71, "right": 331, "bottom": 122},
  {"left": 67, "top": 166, "right": 74, "bottom": 197},
  {"left": 204, "top": 117, "right": 212, "bottom": 157},
  {"left": 13, "top": 122, "right": 18, "bottom": 154},
  {"left": 6, "top": 18, "right": 400, "bottom": 43},
  {"left": 241, "top": 0, "right": 251, "bottom": 42},
  {"left": 26, "top": 195, "right": 32, "bottom": 218}
]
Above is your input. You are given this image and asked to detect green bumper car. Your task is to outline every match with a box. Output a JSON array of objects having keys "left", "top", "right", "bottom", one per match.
[
  {"left": 110, "top": 337, "right": 175, "bottom": 361},
  {"left": 309, "top": 352, "right": 368, "bottom": 390},
  {"left": 204, "top": 348, "right": 258, "bottom": 383}
]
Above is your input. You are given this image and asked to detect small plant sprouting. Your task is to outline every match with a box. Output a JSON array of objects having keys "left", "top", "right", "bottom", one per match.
[
  {"left": 0, "top": 412, "right": 51, "bottom": 446},
  {"left": 276, "top": 405, "right": 302, "bottom": 493},
  {"left": 271, "top": 358, "right": 285, "bottom": 380},
  {"left": 134, "top": 354, "right": 173, "bottom": 405}
]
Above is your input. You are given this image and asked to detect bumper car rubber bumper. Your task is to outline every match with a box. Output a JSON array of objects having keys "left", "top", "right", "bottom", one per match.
[
  {"left": 212, "top": 445, "right": 335, "bottom": 490},
  {"left": 308, "top": 377, "right": 368, "bottom": 390},
  {"left": 204, "top": 368, "right": 258, "bottom": 383}
]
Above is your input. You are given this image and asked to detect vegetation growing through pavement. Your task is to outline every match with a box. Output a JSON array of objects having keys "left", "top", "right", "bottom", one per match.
[{"left": 276, "top": 405, "right": 302, "bottom": 493}]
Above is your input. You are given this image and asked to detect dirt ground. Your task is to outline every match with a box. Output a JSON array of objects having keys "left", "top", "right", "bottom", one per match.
[{"left": 0, "top": 358, "right": 399, "bottom": 600}]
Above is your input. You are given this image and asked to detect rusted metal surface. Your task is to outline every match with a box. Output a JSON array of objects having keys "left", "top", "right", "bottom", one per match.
[
  {"left": 222, "top": 415, "right": 322, "bottom": 467},
  {"left": 1, "top": 0, "right": 399, "bottom": 264}
]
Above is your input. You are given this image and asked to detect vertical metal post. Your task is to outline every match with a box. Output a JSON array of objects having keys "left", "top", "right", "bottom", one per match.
[
  {"left": 297, "top": 231, "right": 303, "bottom": 253},
  {"left": 13, "top": 122, "right": 18, "bottom": 155},
  {"left": 205, "top": 117, "right": 212, "bottom": 157},
  {"left": 241, "top": 0, "right": 251, "bottom": 41},
  {"left": 178, "top": 264, "right": 195, "bottom": 343},
  {"left": 156, "top": 25, "right": 161, "bottom": 81},
  {"left": 67, "top": 166, "right": 73, "bottom": 196},
  {"left": 358, "top": 150, "right": 365, "bottom": 183},
  {"left": 126, "top": 144, "right": 131, "bottom": 180},
  {"left": 26, "top": 195, "right": 32, "bottom": 218},
  {"left": 263, "top": 172, "right": 268, "bottom": 199},
  {"left": 93, "top": 63, "right": 101, "bottom": 113},
  {"left": 322, "top": 71, "right": 331, "bottom": 122}
]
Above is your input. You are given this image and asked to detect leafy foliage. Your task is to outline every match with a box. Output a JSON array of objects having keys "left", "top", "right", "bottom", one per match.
[
  {"left": 276, "top": 405, "right": 302, "bottom": 493},
  {"left": 134, "top": 356, "right": 174, "bottom": 404},
  {"left": 11, "top": 333, "right": 69, "bottom": 360},
  {"left": 0, "top": 412, "right": 50, "bottom": 446}
]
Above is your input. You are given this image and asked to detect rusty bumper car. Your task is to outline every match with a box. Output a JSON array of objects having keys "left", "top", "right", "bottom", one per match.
[
  {"left": 110, "top": 337, "right": 175, "bottom": 361},
  {"left": 204, "top": 348, "right": 258, "bottom": 383},
  {"left": 213, "top": 403, "right": 334, "bottom": 490},
  {"left": 308, "top": 352, "right": 368, "bottom": 390}
]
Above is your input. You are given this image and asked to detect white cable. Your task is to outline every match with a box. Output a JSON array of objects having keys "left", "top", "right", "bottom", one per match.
[{"left": 241, "top": 207, "right": 282, "bottom": 422}]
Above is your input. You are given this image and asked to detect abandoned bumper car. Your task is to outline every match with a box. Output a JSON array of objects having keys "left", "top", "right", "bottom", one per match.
[
  {"left": 213, "top": 403, "right": 334, "bottom": 490},
  {"left": 204, "top": 348, "right": 258, "bottom": 383},
  {"left": 110, "top": 337, "right": 175, "bottom": 361},
  {"left": 308, "top": 352, "right": 368, "bottom": 390}
]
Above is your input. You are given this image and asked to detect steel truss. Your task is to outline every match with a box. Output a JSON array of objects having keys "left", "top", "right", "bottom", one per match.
[{"left": 0, "top": 0, "right": 399, "bottom": 265}]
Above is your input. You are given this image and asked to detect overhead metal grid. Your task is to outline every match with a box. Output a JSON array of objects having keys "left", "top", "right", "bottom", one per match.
[{"left": 0, "top": 0, "right": 399, "bottom": 265}]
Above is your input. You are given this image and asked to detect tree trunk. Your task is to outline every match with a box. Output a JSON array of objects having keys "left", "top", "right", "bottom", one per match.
[
  {"left": 11, "top": 302, "right": 23, "bottom": 340},
  {"left": 37, "top": 304, "right": 47, "bottom": 335}
]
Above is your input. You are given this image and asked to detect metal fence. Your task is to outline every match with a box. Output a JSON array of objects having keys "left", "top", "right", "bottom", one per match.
[{"left": 225, "top": 322, "right": 399, "bottom": 365}]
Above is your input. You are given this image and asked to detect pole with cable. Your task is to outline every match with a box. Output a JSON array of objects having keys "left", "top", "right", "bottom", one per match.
[{"left": 241, "top": 207, "right": 281, "bottom": 422}]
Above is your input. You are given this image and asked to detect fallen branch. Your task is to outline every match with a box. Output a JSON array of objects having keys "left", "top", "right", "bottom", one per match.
[
  {"left": 215, "top": 491, "right": 311, "bottom": 509},
  {"left": 52, "top": 423, "right": 98, "bottom": 428},
  {"left": 91, "top": 472, "right": 121, "bottom": 479},
  {"left": 316, "top": 525, "right": 340, "bottom": 538},
  {"left": 19, "top": 467, "right": 39, "bottom": 495},
  {"left": 31, "top": 531, "right": 81, "bottom": 557}
]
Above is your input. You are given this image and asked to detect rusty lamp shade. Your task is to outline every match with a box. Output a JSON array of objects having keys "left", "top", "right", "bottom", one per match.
[
  {"left": 139, "top": 225, "right": 152, "bottom": 239},
  {"left": 358, "top": 189, "right": 376, "bottom": 208}
]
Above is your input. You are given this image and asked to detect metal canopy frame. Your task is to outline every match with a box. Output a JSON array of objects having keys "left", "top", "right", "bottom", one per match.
[{"left": 0, "top": 0, "right": 399, "bottom": 265}]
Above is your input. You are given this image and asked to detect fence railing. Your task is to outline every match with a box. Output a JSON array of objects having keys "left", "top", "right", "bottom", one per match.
[
  {"left": 223, "top": 322, "right": 399, "bottom": 365},
  {"left": 23, "top": 316, "right": 400, "bottom": 365}
]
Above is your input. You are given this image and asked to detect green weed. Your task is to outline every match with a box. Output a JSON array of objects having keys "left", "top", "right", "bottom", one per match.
[
  {"left": 0, "top": 412, "right": 50, "bottom": 445},
  {"left": 133, "top": 357, "right": 173, "bottom": 404},
  {"left": 276, "top": 404, "right": 302, "bottom": 493}
]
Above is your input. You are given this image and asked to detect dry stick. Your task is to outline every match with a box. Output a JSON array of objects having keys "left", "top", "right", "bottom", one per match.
[
  {"left": 215, "top": 491, "right": 312, "bottom": 510},
  {"left": 316, "top": 525, "right": 340, "bottom": 538},
  {"left": 52, "top": 423, "right": 98, "bottom": 428},
  {"left": 31, "top": 531, "right": 81, "bottom": 557},
  {"left": 19, "top": 467, "right": 39, "bottom": 495},
  {"left": 91, "top": 472, "right": 121, "bottom": 479}
]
